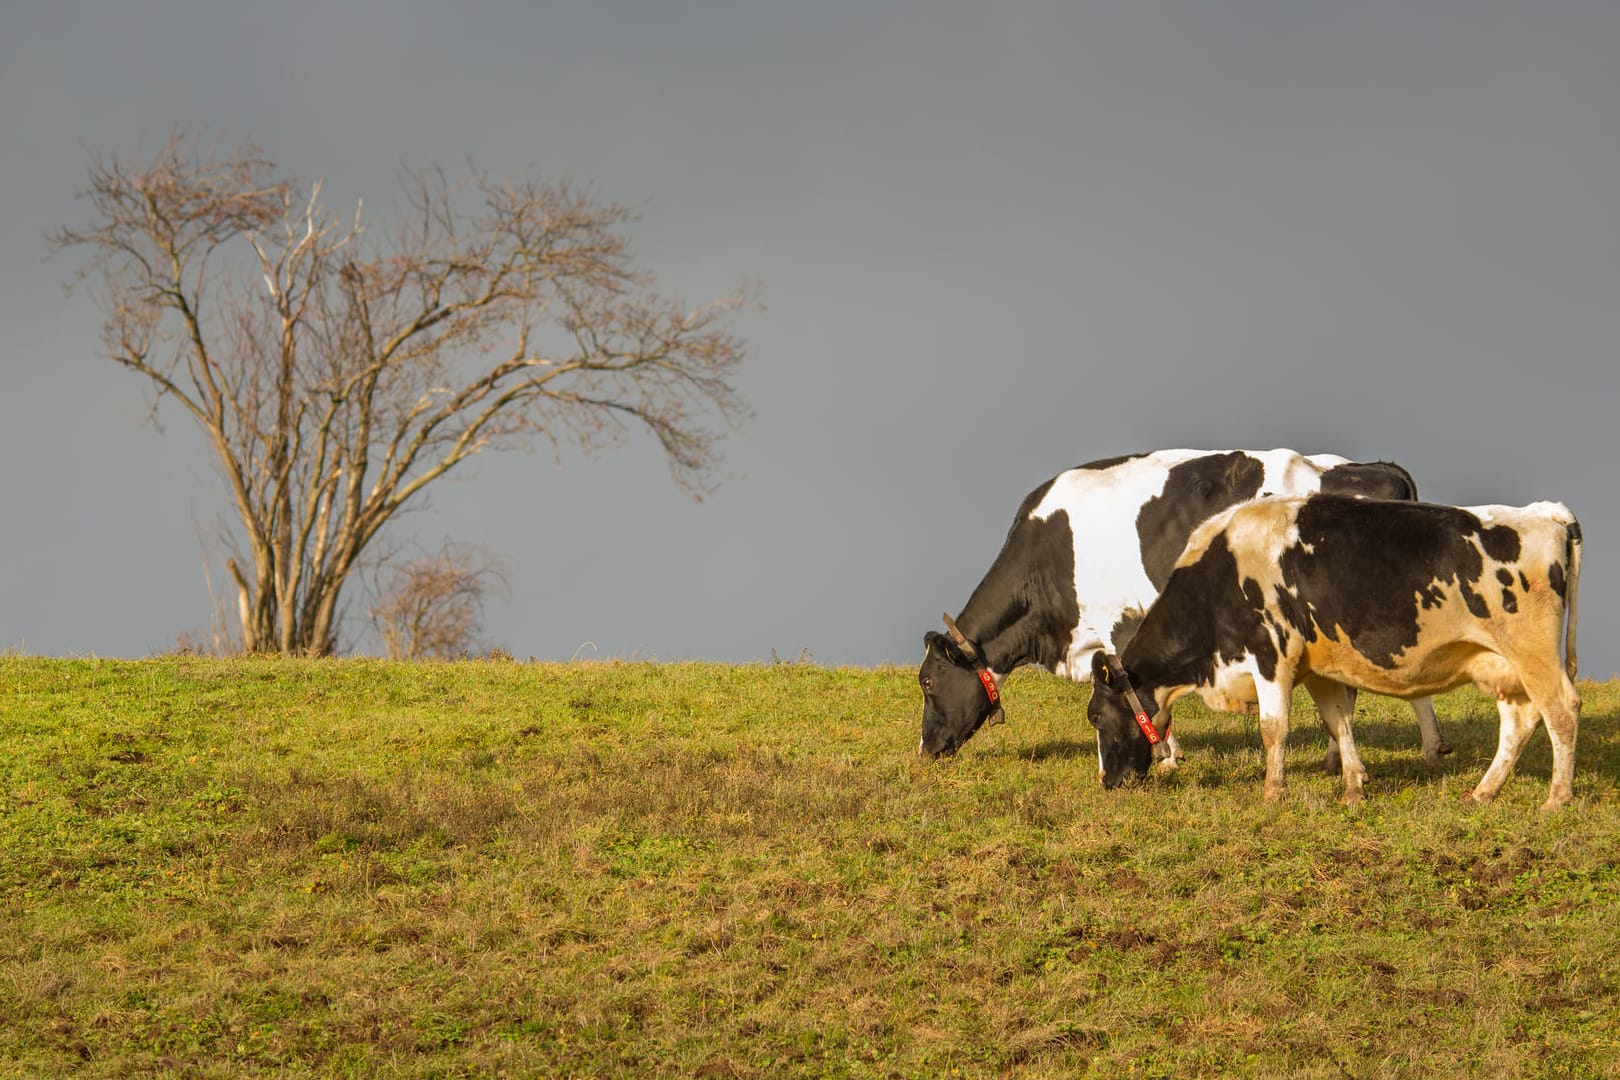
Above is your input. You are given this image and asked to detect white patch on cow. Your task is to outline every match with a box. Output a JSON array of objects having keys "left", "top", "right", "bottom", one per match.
[
  {"left": 1031, "top": 454, "right": 1209, "bottom": 676},
  {"left": 1178, "top": 497, "right": 1305, "bottom": 574},
  {"left": 1264, "top": 449, "right": 1338, "bottom": 498},
  {"left": 1196, "top": 656, "right": 1262, "bottom": 714}
]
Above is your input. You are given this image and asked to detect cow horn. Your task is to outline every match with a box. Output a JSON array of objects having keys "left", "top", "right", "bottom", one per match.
[{"left": 941, "top": 613, "right": 981, "bottom": 661}]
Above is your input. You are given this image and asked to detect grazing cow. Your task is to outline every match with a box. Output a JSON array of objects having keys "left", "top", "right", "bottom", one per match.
[
  {"left": 918, "top": 449, "right": 1450, "bottom": 767},
  {"left": 1088, "top": 495, "right": 1582, "bottom": 810}
]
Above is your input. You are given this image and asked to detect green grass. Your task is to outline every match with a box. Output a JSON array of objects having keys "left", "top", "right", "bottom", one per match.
[{"left": 1, "top": 657, "right": 1618, "bottom": 1078}]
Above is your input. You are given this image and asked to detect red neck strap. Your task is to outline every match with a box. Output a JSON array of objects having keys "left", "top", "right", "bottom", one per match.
[
  {"left": 976, "top": 667, "right": 1000, "bottom": 705},
  {"left": 1107, "top": 655, "right": 1164, "bottom": 745},
  {"left": 1128, "top": 693, "right": 1162, "bottom": 745}
]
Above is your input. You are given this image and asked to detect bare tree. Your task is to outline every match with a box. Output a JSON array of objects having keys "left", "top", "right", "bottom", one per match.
[
  {"left": 53, "top": 132, "right": 750, "bottom": 655},
  {"left": 369, "top": 544, "right": 509, "bottom": 660}
]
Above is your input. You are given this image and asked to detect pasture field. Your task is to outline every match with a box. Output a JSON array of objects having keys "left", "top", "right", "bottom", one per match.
[{"left": 1, "top": 657, "right": 1618, "bottom": 1078}]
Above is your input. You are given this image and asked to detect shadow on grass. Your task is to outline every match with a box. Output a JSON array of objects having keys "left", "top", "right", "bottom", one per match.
[
  {"left": 995, "top": 739, "right": 1092, "bottom": 763},
  {"left": 977, "top": 692, "right": 1619, "bottom": 794}
]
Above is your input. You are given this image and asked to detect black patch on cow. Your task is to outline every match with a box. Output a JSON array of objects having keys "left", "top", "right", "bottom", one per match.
[
  {"left": 1270, "top": 582, "right": 1315, "bottom": 645},
  {"left": 1480, "top": 525, "right": 1522, "bottom": 564},
  {"left": 1135, "top": 452, "right": 1266, "bottom": 591},
  {"left": 1122, "top": 532, "right": 1279, "bottom": 691},
  {"left": 953, "top": 498, "right": 1081, "bottom": 672},
  {"left": 1460, "top": 580, "right": 1491, "bottom": 620},
  {"left": 1277, "top": 496, "right": 1511, "bottom": 669},
  {"left": 1496, "top": 569, "right": 1519, "bottom": 614},
  {"left": 1519, "top": 571, "right": 1531, "bottom": 591},
  {"left": 1076, "top": 453, "right": 1146, "bottom": 472},
  {"left": 1318, "top": 460, "right": 1419, "bottom": 501},
  {"left": 1550, "top": 561, "right": 1567, "bottom": 599}
]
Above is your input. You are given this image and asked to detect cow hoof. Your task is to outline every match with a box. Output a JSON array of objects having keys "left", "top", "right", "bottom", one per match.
[
  {"left": 1463, "top": 788, "right": 1495, "bottom": 805},
  {"left": 1339, "top": 789, "right": 1364, "bottom": 807},
  {"left": 1539, "top": 795, "right": 1571, "bottom": 813},
  {"left": 1438, "top": 739, "right": 1455, "bottom": 757},
  {"left": 1263, "top": 786, "right": 1287, "bottom": 804}
]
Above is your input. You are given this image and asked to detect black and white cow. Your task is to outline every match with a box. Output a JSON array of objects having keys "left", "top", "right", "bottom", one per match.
[
  {"left": 919, "top": 449, "right": 1450, "bottom": 766},
  {"left": 1088, "top": 495, "right": 1582, "bottom": 809}
]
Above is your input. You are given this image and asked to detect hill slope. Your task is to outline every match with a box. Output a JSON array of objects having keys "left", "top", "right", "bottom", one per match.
[{"left": 2, "top": 658, "right": 1617, "bottom": 1076}]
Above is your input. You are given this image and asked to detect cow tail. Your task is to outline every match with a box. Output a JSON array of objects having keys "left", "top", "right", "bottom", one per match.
[{"left": 1564, "top": 518, "right": 1582, "bottom": 679}]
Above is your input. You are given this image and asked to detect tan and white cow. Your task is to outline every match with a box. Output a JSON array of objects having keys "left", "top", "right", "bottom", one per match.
[{"left": 1088, "top": 494, "right": 1582, "bottom": 810}]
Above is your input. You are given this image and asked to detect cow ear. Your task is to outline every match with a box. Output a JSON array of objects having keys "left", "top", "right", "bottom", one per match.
[
  {"left": 926, "top": 630, "right": 969, "bottom": 666},
  {"left": 924, "top": 631, "right": 960, "bottom": 665},
  {"left": 1091, "top": 651, "right": 1116, "bottom": 691}
]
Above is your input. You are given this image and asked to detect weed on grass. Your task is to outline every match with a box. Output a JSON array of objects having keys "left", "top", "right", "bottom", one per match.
[{"left": 1, "top": 658, "right": 1617, "bottom": 1076}]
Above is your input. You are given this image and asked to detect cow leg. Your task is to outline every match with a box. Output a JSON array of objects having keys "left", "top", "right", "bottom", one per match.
[
  {"left": 1328, "top": 690, "right": 1451, "bottom": 772},
  {"left": 1324, "top": 688, "right": 1349, "bottom": 775},
  {"left": 1256, "top": 678, "right": 1294, "bottom": 803},
  {"left": 1153, "top": 703, "right": 1183, "bottom": 772},
  {"left": 1305, "top": 677, "right": 1367, "bottom": 804},
  {"left": 1524, "top": 668, "right": 1582, "bottom": 811},
  {"left": 1472, "top": 666, "right": 1581, "bottom": 811},
  {"left": 1409, "top": 696, "right": 1452, "bottom": 767},
  {"left": 1539, "top": 681, "right": 1581, "bottom": 812},
  {"left": 1469, "top": 696, "right": 1541, "bottom": 805}
]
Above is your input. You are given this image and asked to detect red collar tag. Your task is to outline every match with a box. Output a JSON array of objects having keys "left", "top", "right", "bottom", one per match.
[
  {"left": 977, "top": 668, "right": 1000, "bottom": 704},
  {"left": 1133, "top": 709, "right": 1161, "bottom": 745}
]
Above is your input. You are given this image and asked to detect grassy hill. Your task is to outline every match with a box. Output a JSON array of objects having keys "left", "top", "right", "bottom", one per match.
[{"left": 1, "top": 657, "right": 1617, "bottom": 1077}]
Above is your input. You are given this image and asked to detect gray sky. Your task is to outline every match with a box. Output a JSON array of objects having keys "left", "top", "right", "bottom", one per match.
[{"left": 3, "top": 2, "right": 1617, "bottom": 673}]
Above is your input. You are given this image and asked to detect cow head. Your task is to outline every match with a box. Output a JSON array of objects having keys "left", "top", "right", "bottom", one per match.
[
  {"left": 918, "top": 620, "right": 1004, "bottom": 759},
  {"left": 1087, "top": 651, "right": 1157, "bottom": 788}
]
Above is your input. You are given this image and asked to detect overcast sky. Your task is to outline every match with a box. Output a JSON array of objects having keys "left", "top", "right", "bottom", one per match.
[{"left": 3, "top": 2, "right": 1617, "bottom": 674}]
